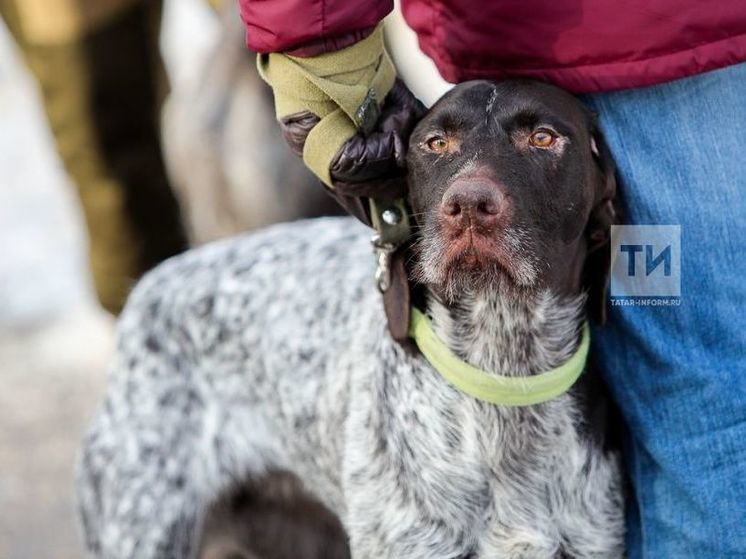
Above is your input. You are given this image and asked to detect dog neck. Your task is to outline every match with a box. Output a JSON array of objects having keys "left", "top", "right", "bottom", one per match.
[{"left": 424, "top": 287, "right": 586, "bottom": 379}]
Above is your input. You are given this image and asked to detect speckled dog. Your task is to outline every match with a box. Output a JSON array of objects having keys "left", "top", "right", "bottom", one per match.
[{"left": 77, "top": 80, "right": 625, "bottom": 559}]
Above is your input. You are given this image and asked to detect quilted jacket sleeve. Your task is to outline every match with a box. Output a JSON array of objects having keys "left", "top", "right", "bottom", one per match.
[{"left": 239, "top": 0, "right": 392, "bottom": 55}]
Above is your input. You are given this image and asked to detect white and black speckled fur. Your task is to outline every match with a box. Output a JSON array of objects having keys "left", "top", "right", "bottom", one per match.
[
  {"left": 78, "top": 79, "right": 625, "bottom": 558},
  {"left": 77, "top": 216, "right": 623, "bottom": 559}
]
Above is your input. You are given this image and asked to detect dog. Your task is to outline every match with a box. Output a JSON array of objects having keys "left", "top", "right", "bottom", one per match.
[{"left": 77, "top": 80, "right": 624, "bottom": 559}]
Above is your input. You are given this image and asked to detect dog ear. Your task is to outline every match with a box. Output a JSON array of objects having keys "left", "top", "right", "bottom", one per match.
[{"left": 583, "top": 123, "right": 619, "bottom": 325}]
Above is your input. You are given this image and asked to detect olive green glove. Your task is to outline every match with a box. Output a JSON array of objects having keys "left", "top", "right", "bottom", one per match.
[{"left": 258, "top": 25, "right": 424, "bottom": 198}]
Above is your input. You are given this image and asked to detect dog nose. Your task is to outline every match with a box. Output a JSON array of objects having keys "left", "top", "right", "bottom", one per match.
[{"left": 441, "top": 178, "right": 503, "bottom": 229}]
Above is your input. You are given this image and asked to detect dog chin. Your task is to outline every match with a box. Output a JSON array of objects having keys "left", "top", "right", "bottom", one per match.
[
  {"left": 416, "top": 252, "right": 538, "bottom": 303},
  {"left": 413, "top": 227, "right": 541, "bottom": 302}
]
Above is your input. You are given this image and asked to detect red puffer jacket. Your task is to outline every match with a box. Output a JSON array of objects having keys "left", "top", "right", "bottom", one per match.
[{"left": 239, "top": 0, "right": 746, "bottom": 93}]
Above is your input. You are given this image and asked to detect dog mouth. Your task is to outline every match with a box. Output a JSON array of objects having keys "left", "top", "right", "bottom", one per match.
[
  {"left": 443, "top": 228, "right": 528, "bottom": 282},
  {"left": 443, "top": 228, "right": 506, "bottom": 269},
  {"left": 414, "top": 223, "right": 540, "bottom": 298}
]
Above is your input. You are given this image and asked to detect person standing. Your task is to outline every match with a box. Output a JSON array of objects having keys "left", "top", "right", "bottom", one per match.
[{"left": 0, "top": 0, "right": 187, "bottom": 313}]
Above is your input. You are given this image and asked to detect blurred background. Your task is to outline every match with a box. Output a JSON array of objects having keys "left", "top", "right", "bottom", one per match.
[
  {"left": 0, "top": 1, "right": 320, "bottom": 557},
  {"left": 0, "top": 0, "right": 447, "bottom": 556}
]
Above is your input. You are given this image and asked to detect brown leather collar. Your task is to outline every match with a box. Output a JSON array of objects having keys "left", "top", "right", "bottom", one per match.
[
  {"left": 383, "top": 246, "right": 412, "bottom": 343},
  {"left": 323, "top": 186, "right": 414, "bottom": 344}
]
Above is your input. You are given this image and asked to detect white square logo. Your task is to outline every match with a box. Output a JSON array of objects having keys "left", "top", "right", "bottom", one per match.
[{"left": 610, "top": 225, "right": 681, "bottom": 299}]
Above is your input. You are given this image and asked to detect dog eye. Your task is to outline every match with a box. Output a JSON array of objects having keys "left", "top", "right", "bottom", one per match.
[
  {"left": 529, "top": 129, "right": 557, "bottom": 148},
  {"left": 425, "top": 135, "right": 449, "bottom": 153}
]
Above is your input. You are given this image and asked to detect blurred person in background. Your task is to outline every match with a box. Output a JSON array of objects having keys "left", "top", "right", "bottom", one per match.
[
  {"left": 0, "top": 0, "right": 190, "bottom": 313},
  {"left": 0, "top": 0, "right": 338, "bottom": 314},
  {"left": 241, "top": 1, "right": 746, "bottom": 557},
  {"left": 160, "top": 0, "right": 340, "bottom": 244},
  {"left": 0, "top": 3, "right": 324, "bottom": 558}
]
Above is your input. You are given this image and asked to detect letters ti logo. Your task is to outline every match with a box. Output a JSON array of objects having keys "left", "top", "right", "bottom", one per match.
[{"left": 610, "top": 225, "right": 681, "bottom": 299}]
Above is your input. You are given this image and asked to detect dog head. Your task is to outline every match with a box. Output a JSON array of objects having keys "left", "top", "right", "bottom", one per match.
[{"left": 407, "top": 80, "right": 617, "bottom": 321}]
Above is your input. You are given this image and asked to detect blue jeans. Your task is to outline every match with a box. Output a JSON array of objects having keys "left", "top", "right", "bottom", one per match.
[{"left": 583, "top": 64, "right": 746, "bottom": 558}]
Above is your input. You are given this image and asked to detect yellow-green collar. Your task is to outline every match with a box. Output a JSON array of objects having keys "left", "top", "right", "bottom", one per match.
[{"left": 408, "top": 307, "right": 590, "bottom": 406}]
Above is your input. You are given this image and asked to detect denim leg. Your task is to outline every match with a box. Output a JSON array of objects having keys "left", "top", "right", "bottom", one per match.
[{"left": 583, "top": 64, "right": 746, "bottom": 558}]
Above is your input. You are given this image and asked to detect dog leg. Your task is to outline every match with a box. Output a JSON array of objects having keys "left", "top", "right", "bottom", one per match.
[
  {"left": 76, "top": 271, "right": 282, "bottom": 558},
  {"left": 551, "top": 449, "right": 626, "bottom": 558},
  {"left": 474, "top": 468, "right": 562, "bottom": 558},
  {"left": 77, "top": 364, "right": 205, "bottom": 558},
  {"left": 476, "top": 529, "right": 561, "bottom": 559},
  {"left": 342, "top": 431, "right": 480, "bottom": 558}
]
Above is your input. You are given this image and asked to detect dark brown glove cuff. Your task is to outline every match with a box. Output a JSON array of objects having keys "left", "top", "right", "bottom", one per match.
[{"left": 329, "top": 79, "right": 425, "bottom": 195}]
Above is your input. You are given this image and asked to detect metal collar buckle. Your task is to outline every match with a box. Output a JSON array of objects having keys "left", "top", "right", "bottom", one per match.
[
  {"left": 372, "top": 234, "right": 396, "bottom": 293},
  {"left": 368, "top": 198, "right": 411, "bottom": 293}
]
